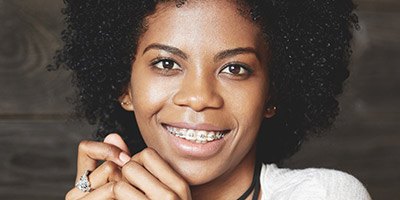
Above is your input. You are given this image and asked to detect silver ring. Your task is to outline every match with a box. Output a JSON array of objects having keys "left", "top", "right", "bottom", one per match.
[{"left": 75, "top": 170, "right": 91, "bottom": 192}]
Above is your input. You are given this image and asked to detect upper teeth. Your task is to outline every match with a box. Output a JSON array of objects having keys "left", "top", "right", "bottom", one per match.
[{"left": 166, "top": 126, "right": 225, "bottom": 143}]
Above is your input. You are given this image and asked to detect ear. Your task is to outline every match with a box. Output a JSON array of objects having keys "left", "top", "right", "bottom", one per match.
[
  {"left": 119, "top": 90, "right": 134, "bottom": 111},
  {"left": 264, "top": 106, "right": 276, "bottom": 118}
]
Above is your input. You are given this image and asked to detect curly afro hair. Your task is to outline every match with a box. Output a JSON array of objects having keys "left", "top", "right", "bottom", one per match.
[{"left": 51, "top": 0, "right": 358, "bottom": 164}]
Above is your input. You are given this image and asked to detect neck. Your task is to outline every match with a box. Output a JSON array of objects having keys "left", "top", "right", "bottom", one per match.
[{"left": 190, "top": 145, "right": 257, "bottom": 200}]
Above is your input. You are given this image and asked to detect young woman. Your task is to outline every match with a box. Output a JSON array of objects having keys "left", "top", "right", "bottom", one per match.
[{"left": 53, "top": 0, "right": 371, "bottom": 199}]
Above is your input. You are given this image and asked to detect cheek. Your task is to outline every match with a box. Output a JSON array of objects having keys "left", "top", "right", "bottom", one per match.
[
  {"left": 222, "top": 79, "right": 269, "bottom": 152},
  {"left": 223, "top": 79, "right": 268, "bottom": 122},
  {"left": 130, "top": 68, "right": 177, "bottom": 118}
]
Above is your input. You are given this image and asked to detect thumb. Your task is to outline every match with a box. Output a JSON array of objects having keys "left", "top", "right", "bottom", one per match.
[{"left": 104, "top": 133, "right": 131, "bottom": 156}]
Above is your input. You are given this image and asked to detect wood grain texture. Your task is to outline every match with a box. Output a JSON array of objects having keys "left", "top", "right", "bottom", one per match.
[
  {"left": 0, "top": 119, "right": 93, "bottom": 200},
  {"left": 0, "top": 0, "right": 74, "bottom": 114},
  {"left": 0, "top": 0, "right": 399, "bottom": 199}
]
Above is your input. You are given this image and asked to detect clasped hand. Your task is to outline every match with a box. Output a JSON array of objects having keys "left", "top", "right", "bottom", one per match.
[{"left": 66, "top": 134, "right": 191, "bottom": 200}]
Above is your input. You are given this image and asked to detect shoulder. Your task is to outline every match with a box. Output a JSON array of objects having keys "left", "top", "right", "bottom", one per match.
[{"left": 260, "top": 163, "right": 372, "bottom": 200}]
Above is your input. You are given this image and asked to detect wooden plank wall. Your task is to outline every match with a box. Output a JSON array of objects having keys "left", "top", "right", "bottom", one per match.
[{"left": 0, "top": 0, "right": 398, "bottom": 199}]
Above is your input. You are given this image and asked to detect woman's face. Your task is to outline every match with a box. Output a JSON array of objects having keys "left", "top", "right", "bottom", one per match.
[{"left": 122, "top": 0, "right": 273, "bottom": 185}]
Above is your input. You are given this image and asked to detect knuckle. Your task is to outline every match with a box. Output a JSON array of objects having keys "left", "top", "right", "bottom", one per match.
[
  {"left": 113, "top": 181, "right": 127, "bottom": 194},
  {"left": 121, "top": 161, "right": 137, "bottom": 176},
  {"left": 65, "top": 192, "right": 71, "bottom": 200},
  {"left": 175, "top": 182, "right": 189, "bottom": 195},
  {"left": 103, "top": 161, "right": 118, "bottom": 174},
  {"left": 164, "top": 191, "right": 179, "bottom": 200},
  {"left": 141, "top": 148, "right": 157, "bottom": 159},
  {"left": 78, "top": 140, "right": 90, "bottom": 152},
  {"left": 65, "top": 189, "right": 75, "bottom": 200},
  {"left": 107, "top": 181, "right": 117, "bottom": 194}
]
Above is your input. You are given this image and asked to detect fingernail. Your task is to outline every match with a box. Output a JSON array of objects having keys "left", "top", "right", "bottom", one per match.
[{"left": 119, "top": 152, "right": 131, "bottom": 165}]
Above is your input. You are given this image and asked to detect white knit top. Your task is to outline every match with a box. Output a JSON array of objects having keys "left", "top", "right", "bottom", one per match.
[{"left": 260, "top": 164, "right": 372, "bottom": 200}]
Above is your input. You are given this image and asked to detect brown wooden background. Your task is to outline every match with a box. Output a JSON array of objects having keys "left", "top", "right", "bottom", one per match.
[{"left": 0, "top": 0, "right": 399, "bottom": 199}]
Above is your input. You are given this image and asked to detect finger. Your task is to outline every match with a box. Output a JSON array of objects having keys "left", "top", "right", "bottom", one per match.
[
  {"left": 67, "top": 161, "right": 122, "bottom": 200},
  {"left": 125, "top": 148, "right": 190, "bottom": 199},
  {"left": 132, "top": 148, "right": 191, "bottom": 199},
  {"left": 122, "top": 160, "right": 180, "bottom": 200},
  {"left": 76, "top": 140, "right": 130, "bottom": 182},
  {"left": 103, "top": 133, "right": 130, "bottom": 155},
  {"left": 89, "top": 161, "right": 122, "bottom": 188},
  {"left": 114, "top": 181, "right": 149, "bottom": 200},
  {"left": 78, "top": 182, "right": 116, "bottom": 200}
]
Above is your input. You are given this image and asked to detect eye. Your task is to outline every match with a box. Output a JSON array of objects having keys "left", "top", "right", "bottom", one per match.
[
  {"left": 220, "top": 64, "right": 252, "bottom": 76},
  {"left": 152, "top": 59, "right": 180, "bottom": 70}
]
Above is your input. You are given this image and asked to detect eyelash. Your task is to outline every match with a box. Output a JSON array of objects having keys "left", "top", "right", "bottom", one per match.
[
  {"left": 220, "top": 63, "right": 253, "bottom": 77},
  {"left": 150, "top": 58, "right": 182, "bottom": 75},
  {"left": 150, "top": 58, "right": 253, "bottom": 78}
]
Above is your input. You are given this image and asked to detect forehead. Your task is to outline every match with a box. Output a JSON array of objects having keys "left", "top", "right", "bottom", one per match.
[{"left": 138, "top": 0, "right": 264, "bottom": 52}]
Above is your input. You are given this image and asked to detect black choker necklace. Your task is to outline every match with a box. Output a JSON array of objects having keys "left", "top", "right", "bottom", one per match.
[{"left": 237, "top": 160, "right": 262, "bottom": 200}]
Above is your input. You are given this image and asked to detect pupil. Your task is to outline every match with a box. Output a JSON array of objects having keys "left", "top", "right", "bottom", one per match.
[
  {"left": 163, "top": 60, "right": 174, "bottom": 69},
  {"left": 229, "top": 65, "right": 240, "bottom": 74}
]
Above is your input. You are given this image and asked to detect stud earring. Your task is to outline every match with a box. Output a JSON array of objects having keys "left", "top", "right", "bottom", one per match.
[
  {"left": 266, "top": 106, "right": 277, "bottom": 114},
  {"left": 120, "top": 102, "right": 130, "bottom": 106}
]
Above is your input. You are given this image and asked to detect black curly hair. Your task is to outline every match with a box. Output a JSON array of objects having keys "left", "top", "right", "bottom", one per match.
[{"left": 51, "top": 0, "right": 358, "bottom": 164}]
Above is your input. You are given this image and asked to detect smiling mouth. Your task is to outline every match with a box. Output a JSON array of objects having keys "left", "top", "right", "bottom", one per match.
[{"left": 163, "top": 125, "right": 229, "bottom": 143}]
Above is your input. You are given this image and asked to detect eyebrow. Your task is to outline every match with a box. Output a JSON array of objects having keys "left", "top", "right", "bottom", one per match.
[
  {"left": 143, "top": 43, "right": 259, "bottom": 61},
  {"left": 143, "top": 43, "right": 188, "bottom": 60},
  {"left": 214, "top": 47, "right": 259, "bottom": 62}
]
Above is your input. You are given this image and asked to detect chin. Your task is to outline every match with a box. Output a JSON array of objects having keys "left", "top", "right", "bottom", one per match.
[{"left": 167, "top": 158, "right": 226, "bottom": 186}]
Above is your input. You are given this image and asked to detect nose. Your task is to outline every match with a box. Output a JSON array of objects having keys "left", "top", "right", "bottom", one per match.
[{"left": 173, "top": 73, "right": 224, "bottom": 112}]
